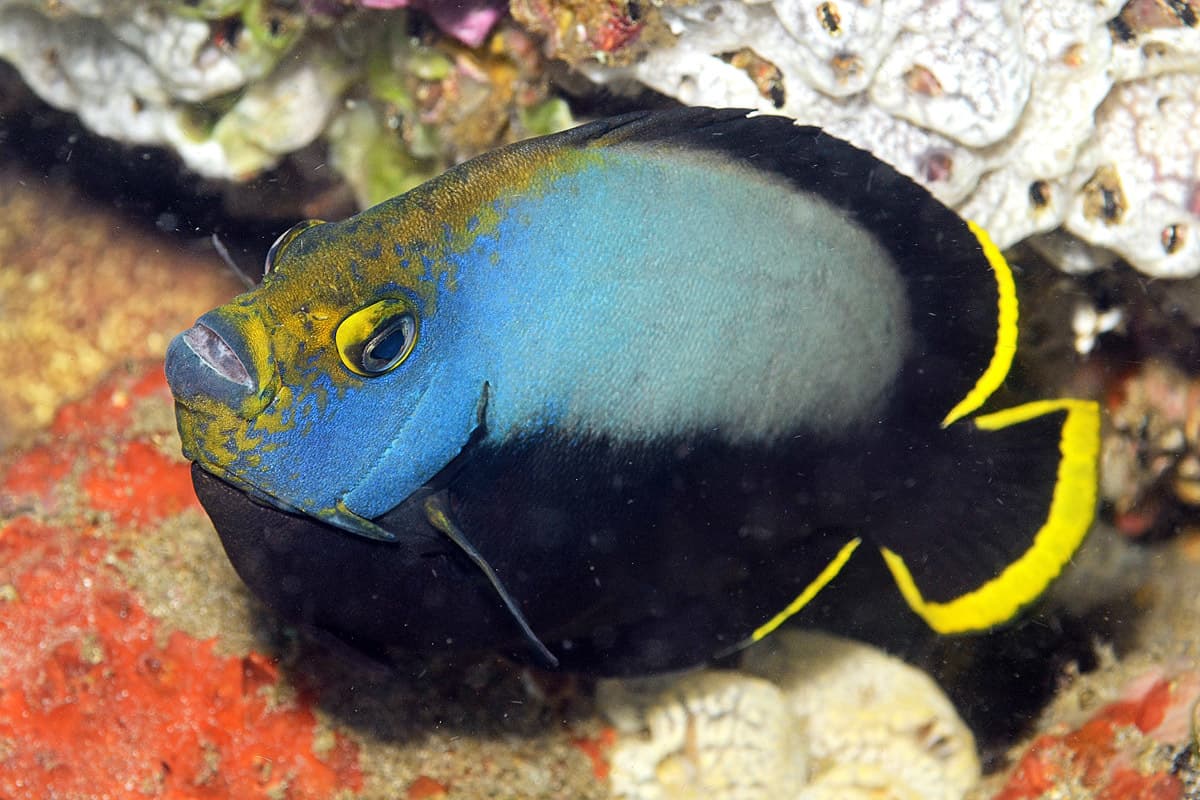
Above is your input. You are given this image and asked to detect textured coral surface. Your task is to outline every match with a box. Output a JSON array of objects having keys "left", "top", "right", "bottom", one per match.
[
  {"left": 600, "top": 631, "right": 981, "bottom": 800},
  {"left": 2, "top": 0, "right": 1198, "bottom": 276},
  {"left": 992, "top": 669, "right": 1194, "bottom": 800}
]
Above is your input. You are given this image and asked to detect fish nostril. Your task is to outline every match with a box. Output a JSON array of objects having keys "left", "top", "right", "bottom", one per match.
[{"left": 183, "top": 323, "right": 254, "bottom": 389}]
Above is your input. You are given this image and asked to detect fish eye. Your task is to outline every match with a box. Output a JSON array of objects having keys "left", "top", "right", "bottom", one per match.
[
  {"left": 265, "top": 219, "right": 323, "bottom": 274},
  {"left": 361, "top": 314, "right": 416, "bottom": 373},
  {"left": 336, "top": 299, "right": 419, "bottom": 377}
]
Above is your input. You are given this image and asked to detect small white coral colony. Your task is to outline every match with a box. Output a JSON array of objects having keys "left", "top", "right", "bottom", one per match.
[
  {"left": 0, "top": 0, "right": 352, "bottom": 180},
  {"left": 597, "top": 630, "right": 979, "bottom": 800},
  {"left": 585, "top": 0, "right": 1200, "bottom": 278}
]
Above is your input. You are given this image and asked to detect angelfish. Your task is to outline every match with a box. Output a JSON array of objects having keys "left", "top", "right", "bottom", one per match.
[{"left": 165, "top": 108, "right": 1100, "bottom": 675}]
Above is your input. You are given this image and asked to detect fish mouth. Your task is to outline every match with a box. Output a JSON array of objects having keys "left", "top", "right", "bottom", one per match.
[
  {"left": 182, "top": 323, "right": 253, "bottom": 389},
  {"left": 166, "top": 309, "right": 272, "bottom": 416}
]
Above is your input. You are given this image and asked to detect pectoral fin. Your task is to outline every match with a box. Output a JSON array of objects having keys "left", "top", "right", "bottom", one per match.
[{"left": 423, "top": 491, "right": 560, "bottom": 669}]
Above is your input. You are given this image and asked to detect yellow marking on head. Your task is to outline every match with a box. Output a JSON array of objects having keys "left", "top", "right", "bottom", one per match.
[
  {"left": 751, "top": 537, "right": 862, "bottom": 642},
  {"left": 180, "top": 396, "right": 261, "bottom": 465},
  {"left": 412, "top": 144, "right": 604, "bottom": 257},
  {"left": 941, "top": 221, "right": 1019, "bottom": 428},
  {"left": 244, "top": 143, "right": 602, "bottom": 372},
  {"left": 178, "top": 383, "right": 309, "bottom": 473},
  {"left": 883, "top": 398, "right": 1100, "bottom": 633},
  {"left": 176, "top": 139, "right": 606, "bottom": 489},
  {"left": 335, "top": 298, "right": 419, "bottom": 377}
]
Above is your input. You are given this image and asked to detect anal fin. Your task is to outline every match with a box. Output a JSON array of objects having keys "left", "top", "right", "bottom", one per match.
[{"left": 715, "top": 535, "right": 862, "bottom": 660}]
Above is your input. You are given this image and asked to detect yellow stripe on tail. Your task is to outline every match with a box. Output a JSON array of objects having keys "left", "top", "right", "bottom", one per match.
[{"left": 884, "top": 398, "right": 1100, "bottom": 633}]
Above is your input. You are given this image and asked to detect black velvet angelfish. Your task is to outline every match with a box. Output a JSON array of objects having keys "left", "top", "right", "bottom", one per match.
[{"left": 165, "top": 108, "right": 1100, "bottom": 675}]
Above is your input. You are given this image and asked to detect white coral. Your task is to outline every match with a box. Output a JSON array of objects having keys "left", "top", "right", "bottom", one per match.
[
  {"left": 598, "top": 630, "right": 979, "bottom": 800},
  {"left": 870, "top": 0, "right": 1032, "bottom": 147},
  {"left": 0, "top": 1, "right": 350, "bottom": 180},
  {"left": 3, "top": 0, "right": 1197, "bottom": 277},
  {"left": 1065, "top": 70, "right": 1200, "bottom": 278},
  {"left": 771, "top": 0, "right": 923, "bottom": 98},
  {"left": 600, "top": 670, "right": 806, "bottom": 800}
]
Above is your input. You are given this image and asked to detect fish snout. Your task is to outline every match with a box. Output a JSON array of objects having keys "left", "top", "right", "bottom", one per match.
[{"left": 166, "top": 310, "right": 274, "bottom": 416}]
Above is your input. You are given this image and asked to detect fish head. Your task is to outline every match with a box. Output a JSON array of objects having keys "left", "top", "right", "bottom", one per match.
[{"left": 166, "top": 214, "right": 481, "bottom": 539}]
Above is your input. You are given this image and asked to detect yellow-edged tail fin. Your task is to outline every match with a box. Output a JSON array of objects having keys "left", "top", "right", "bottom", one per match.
[{"left": 879, "top": 399, "right": 1101, "bottom": 633}]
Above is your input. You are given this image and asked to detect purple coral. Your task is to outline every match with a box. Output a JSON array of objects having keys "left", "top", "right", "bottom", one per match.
[{"left": 358, "top": 0, "right": 508, "bottom": 47}]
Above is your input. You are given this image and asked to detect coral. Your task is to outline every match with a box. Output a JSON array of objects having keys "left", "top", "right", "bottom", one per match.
[
  {"left": 328, "top": 102, "right": 439, "bottom": 209},
  {"left": 578, "top": 0, "right": 1200, "bottom": 278},
  {"left": 3, "top": 0, "right": 1195, "bottom": 276},
  {"left": 1109, "top": 0, "right": 1200, "bottom": 80},
  {"left": 869, "top": 0, "right": 1033, "bottom": 148},
  {"left": 1065, "top": 71, "right": 1200, "bottom": 278},
  {"left": 0, "top": 0, "right": 335, "bottom": 180},
  {"left": 600, "top": 670, "right": 806, "bottom": 799},
  {"left": 337, "top": 20, "right": 565, "bottom": 207},
  {"left": 203, "top": 38, "right": 356, "bottom": 180},
  {"left": 511, "top": 0, "right": 672, "bottom": 65},
  {"left": 598, "top": 630, "right": 979, "bottom": 800},
  {"left": 0, "top": 1, "right": 556, "bottom": 191}
]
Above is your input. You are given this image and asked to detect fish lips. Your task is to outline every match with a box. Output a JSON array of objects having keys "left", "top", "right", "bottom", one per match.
[
  {"left": 190, "top": 465, "right": 524, "bottom": 654},
  {"left": 166, "top": 311, "right": 271, "bottom": 416}
]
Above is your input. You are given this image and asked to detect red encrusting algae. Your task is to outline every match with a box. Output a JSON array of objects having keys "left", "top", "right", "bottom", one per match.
[
  {"left": 571, "top": 726, "right": 617, "bottom": 781},
  {"left": 590, "top": 1, "right": 643, "bottom": 53},
  {"left": 0, "top": 364, "right": 363, "bottom": 799},
  {"left": 404, "top": 774, "right": 450, "bottom": 799},
  {"left": 81, "top": 439, "right": 198, "bottom": 526},
  {"left": 1, "top": 367, "right": 185, "bottom": 519},
  {"left": 994, "top": 670, "right": 1196, "bottom": 800}
]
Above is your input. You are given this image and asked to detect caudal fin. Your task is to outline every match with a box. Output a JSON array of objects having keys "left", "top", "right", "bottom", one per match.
[{"left": 873, "top": 399, "right": 1101, "bottom": 634}]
